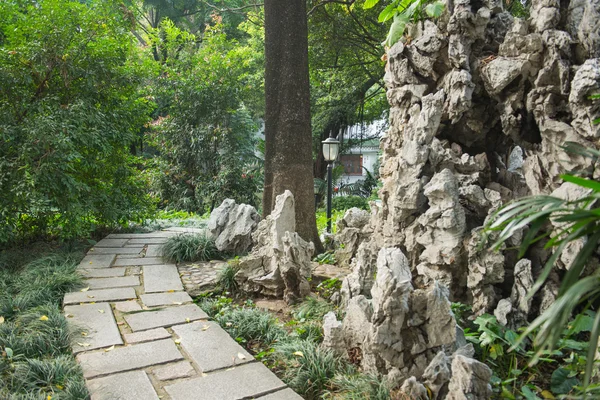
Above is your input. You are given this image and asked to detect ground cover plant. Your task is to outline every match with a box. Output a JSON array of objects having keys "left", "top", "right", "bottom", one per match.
[
  {"left": 0, "top": 244, "right": 88, "bottom": 399},
  {"left": 197, "top": 294, "right": 393, "bottom": 399},
  {"left": 161, "top": 233, "right": 223, "bottom": 263}
]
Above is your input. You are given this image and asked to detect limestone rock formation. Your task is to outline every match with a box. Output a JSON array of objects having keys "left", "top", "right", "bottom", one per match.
[
  {"left": 207, "top": 199, "right": 260, "bottom": 255},
  {"left": 234, "top": 191, "right": 314, "bottom": 303},
  {"left": 331, "top": 0, "right": 600, "bottom": 393},
  {"left": 334, "top": 207, "right": 371, "bottom": 268}
]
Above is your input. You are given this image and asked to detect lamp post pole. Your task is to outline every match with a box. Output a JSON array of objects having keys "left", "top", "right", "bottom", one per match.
[
  {"left": 322, "top": 133, "right": 339, "bottom": 234},
  {"left": 327, "top": 160, "right": 333, "bottom": 233}
]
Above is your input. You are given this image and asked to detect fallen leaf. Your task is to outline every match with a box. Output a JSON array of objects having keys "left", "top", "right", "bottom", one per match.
[
  {"left": 77, "top": 342, "right": 90, "bottom": 347},
  {"left": 172, "top": 301, "right": 183, "bottom": 305},
  {"left": 90, "top": 302, "right": 96, "bottom": 304},
  {"left": 185, "top": 318, "right": 191, "bottom": 323},
  {"left": 39, "top": 315, "right": 49, "bottom": 321},
  {"left": 47, "top": 395, "right": 52, "bottom": 400},
  {"left": 81, "top": 332, "right": 88, "bottom": 337},
  {"left": 98, "top": 309, "right": 105, "bottom": 314},
  {"left": 104, "top": 345, "right": 115, "bottom": 352},
  {"left": 55, "top": 384, "right": 64, "bottom": 390},
  {"left": 89, "top": 261, "right": 93, "bottom": 264},
  {"left": 168, "top": 290, "right": 175, "bottom": 293},
  {"left": 117, "top": 322, "right": 125, "bottom": 325},
  {"left": 65, "top": 314, "right": 74, "bottom": 318},
  {"left": 541, "top": 391, "right": 555, "bottom": 399},
  {"left": 225, "top": 322, "right": 232, "bottom": 327},
  {"left": 237, "top": 352, "right": 246, "bottom": 360},
  {"left": 87, "top": 295, "right": 95, "bottom": 299},
  {"left": 174, "top": 339, "right": 181, "bottom": 344},
  {"left": 202, "top": 325, "right": 210, "bottom": 331},
  {"left": 293, "top": 351, "right": 304, "bottom": 357},
  {"left": 80, "top": 287, "right": 90, "bottom": 292},
  {"left": 0, "top": 316, "right": 4, "bottom": 324}
]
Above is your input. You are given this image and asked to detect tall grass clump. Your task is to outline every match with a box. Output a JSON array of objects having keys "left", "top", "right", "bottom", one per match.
[
  {"left": 0, "top": 246, "right": 88, "bottom": 399},
  {"left": 214, "top": 308, "right": 288, "bottom": 346},
  {"left": 161, "top": 233, "right": 222, "bottom": 263}
]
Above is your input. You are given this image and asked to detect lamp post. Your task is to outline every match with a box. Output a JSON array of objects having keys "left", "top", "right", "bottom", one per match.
[{"left": 322, "top": 134, "right": 340, "bottom": 233}]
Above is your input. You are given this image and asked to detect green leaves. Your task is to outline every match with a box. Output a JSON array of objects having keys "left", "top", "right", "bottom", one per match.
[
  {"left": 551, "top": 368, "right": 579, "bottom": 394},
  {"left": 363, "top": 0, "right": 381, "bottom": 9},
  {"left": 378, "top": 3, "right": 397, "bottom": 22},
  {"left": 425, "top": 1, "right": 445, "bottom": 17},
  {"left": 382, "top": 13, "right": 409, "bottom": 47}
]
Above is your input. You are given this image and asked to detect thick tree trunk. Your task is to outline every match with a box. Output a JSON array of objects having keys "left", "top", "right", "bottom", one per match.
[{"left": 263, "top": 0, "right": 322, "bottom": 251}]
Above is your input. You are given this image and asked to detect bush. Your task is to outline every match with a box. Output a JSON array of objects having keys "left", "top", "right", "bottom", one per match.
[
  {"left": 331, "top": 196, "right": 369, "bottom": 212},
  {"left": 161, "top": 233, "right": 222, "bottom": 263}
]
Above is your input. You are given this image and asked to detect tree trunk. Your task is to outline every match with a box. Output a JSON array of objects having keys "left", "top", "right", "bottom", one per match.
[{"left": 263, "top": 0, "right": 322, "bottom": 251}]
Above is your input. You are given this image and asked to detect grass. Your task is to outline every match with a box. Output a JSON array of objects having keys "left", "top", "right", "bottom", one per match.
[
  {"left": 0, "top": 244, "right": 88, "bottom": 399},
  {"left": 217, "top": 259, "right": 240, "bottom": 295},
  {"left": 161, "top": 233, "right": 223, "bottom": 263},
  {"left": 198, "top": 294, "right": 390, "bottom": 399}
]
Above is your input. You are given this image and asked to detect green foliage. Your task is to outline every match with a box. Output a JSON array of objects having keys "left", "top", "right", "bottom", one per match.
[
  {"left": 213, "top": 307, "right": 288, "bottom": 347},
  {"left": 506, "top": 0, "right": 531, "bottom": 18},
  {"left": 339, "top": 168, "right": 380, "bottom": 199},
  {"left": 314, "top": 251, "right": 337, "bottom": 265},
  {"left": 160, "top": 233, "right": 222, "bottom": 263},
  {"left": 332, "top": 196, "right": 370, "bottom": 211},
  {"left": 294, "top": 297, "right": 337, "bottom": 322},
  {"left": 218, "top": 259, "right": 241, "bottom": 295},
  {"left": 366, "top": 0, "right": 445, "bottom": 47},
  {"left": 483, "top": 143, "right": 600, "bottom": 392},
  {"left": 324, "top": 373, "right": 392, "bottom": 400},
  {"left": 0, "top": 0, "right": 155, "bottom": 244},
  {"left": 0, "top": 246, "right": 88, "bottom": 399},
  {"left": 316, "top": 209, "right": 345, "bottom": 234},
  {"left": 316, "top": 278, "right": 343, "bottom": 299}
]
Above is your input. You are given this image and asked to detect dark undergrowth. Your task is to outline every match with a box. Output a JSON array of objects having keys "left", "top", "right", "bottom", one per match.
[
  {"left": 197, "top": 295, "right": 394, "bottom": 399},
  {"left": 0, "top": 243, "right": 89, "bottom": 400}
]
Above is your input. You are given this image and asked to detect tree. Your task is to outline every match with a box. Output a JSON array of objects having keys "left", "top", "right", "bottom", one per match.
[{"left": 263, "top": 0, "right": 322, "bottom": 248}]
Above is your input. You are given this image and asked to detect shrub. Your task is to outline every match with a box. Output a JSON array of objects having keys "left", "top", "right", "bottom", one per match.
[
  {"left": 161, "top": 233, "right": 222, "bottom": 263},
  {"left": 331, "top": 196, "right": 369, "bottom": 212},
  {"left": 218, "top": 259, "right": 241, "bottom": 295},
  {"left": 213, "top": 308, "right": 288, "bottom": 347}
]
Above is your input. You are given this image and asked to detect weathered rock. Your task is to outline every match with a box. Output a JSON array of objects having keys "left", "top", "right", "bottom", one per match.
[
  {"left": 446, "top": 355, "right": 493, "bottom": 399},
  {"left": 235, "top": 191, "right": 314, "bottom": 303},
  {"left": 335, "top": 208, "right": 371, "bottom": 268},
  {"left": 322, "top": 311, "right": 344, "bottom": 356},
  {"left": 208, "top": 199, "right": 260, "bottom": 255}
]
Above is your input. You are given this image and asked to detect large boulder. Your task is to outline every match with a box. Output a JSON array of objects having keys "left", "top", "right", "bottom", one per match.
[{"left": 208, "top": 199, "right": 260, "bottom": 255}]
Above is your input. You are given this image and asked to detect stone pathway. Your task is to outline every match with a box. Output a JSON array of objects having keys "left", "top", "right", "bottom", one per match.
[{"left": 64, "top": 232, "right": 302, "bottom": 400}]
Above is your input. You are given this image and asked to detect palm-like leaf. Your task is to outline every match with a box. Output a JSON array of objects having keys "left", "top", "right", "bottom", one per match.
[{"left": 483, "top": 145, "right": 600, "bottom": 392}]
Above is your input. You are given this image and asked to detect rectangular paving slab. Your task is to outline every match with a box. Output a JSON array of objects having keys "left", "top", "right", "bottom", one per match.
[
  {"left": 80, "top": 268, "right": 127, "bottom": 278},
  {"left": 165, "top": 362, "right": 286, "bottom": 400},
  {"left": 256, "top": 388, "right": 304, "bottom": 399},
  {"left": 113, "top": 257, "right": 167, "bottom": 267},
  {"left": 145, "top": 245, "right": 162, "bottom": 257},
  {"left": 79, "top": 255, "right": 116, "bottom": 269},
  {"left": 124, "top": 304, "right": 208, "bottom": 332},
  {"left": 94, "top": 238, "right": 129, "bottom": 248},
  {"left": 171, "top": 321, "right": 252, "bottom": 372},
  {"left": 140, "top": 292, "right": 192, "bottom": 307},
  {"left": 77, "top": 338, "right": 183, "bottom": 379},
  {"left": 107, "top": 232, "right": 176, "bottom": 239},
  {"left": 89, "top": 247, "right": 143, "bottom": 255},
  {"left": 85, "top": 276, "right": 139, "bottom": 290},
  {"left": 143, "top": 264, "right": 184, "bottom": 293},
  {"left": 128, "top": 238, "right": 168, "bottom": 245},
  {"left": 64, "top": 303, "right": 122, "bottom": 353},
  {"left": 64, "top": 287, "right": 137, "bottom": 305},
  {"left": 88, "top": 370, "right": 159, "bottom": 400},
  {"left": 124, "top": 328, "right": 171, "bottom": 344},
  {"left": 153, "top": 361, "right": 195, "bottom": 381}
]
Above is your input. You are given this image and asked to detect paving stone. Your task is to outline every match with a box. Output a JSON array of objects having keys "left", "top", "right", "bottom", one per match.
[
  {"left": 143, "top": 264, "right": 184, "bottom": 293},
  {"left": 145, "top": 244, "right": 162, "bottom": 257},
  {"left": 153, "top": 361, "right": 195, "bottom": 381},
  {"left": 256, "top": 388, "right": 304, "bottom": 399},
  {"left": 80, "top": 268, "right": 126, "bottom": 278},
  {"left": 107, "top": 232, "right": 176, "bottom": 239},
  {"left": 79, "top": 255, "right": 116, "bottom": 269},
  {"left": 77, "top": 339, "right": 183, "bottom": 379},
  {"left": 124, "top": 304, "right": 207, "bottom": 332},
  {"left": 123, "top": 328, "right": 171, "bottom": 344},
  {"left": 165, "top": 362, "right": 286, "bottom": 400},
  {"left": 114, "top": 301, "right": 141, "bottom": 313},
  {"left": 64, "top": 303, "right": 122, "bottom": 353},
  {"left": 88, "top": 370, "right": 159, "bottom": 400},
  {"left": 128, "top": 238, "right": 168, "bottom": 245},
  {"left": 94, "top": 238, "right": 129, "bottom": 248},
  {"left": 140, "top": 292, "right": 192, "bottom": 307},
  {"left": 89, "top": 247, "right": 143, "bottom": 255},
  {"left": 64, "top": 287, "right": 137, "bottom": 305},
  {"left": 85, "top": 276, "right": 139, "bottom": 290},
  {"left": 113, "top": 257, "right": 167, "bottom": 267},
  {"left": 115, "top": 254, "right": 141, "bottom": 259},
  {"left": 171, "top": 321, "right": 252, "bottom": 372}
]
